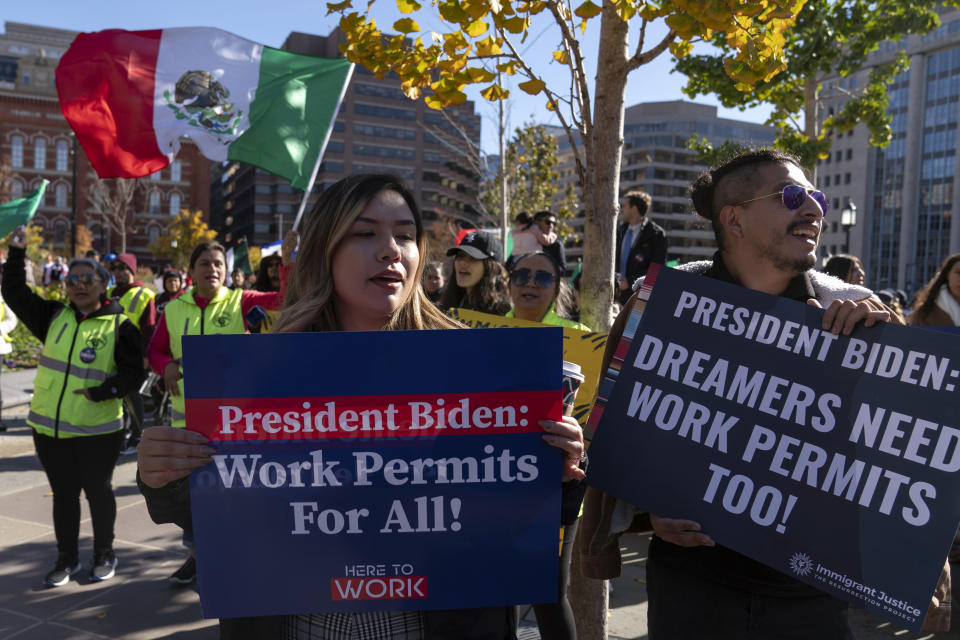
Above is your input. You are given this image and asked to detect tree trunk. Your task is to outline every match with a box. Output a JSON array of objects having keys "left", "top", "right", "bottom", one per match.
[
  {"left": 579, "top": 3, "right": 629, "bottom": 334},
  {"left": 570, "top": 8, "right": 629, "bottom": 640},
  {"left": 804, "top": 76, "right": 819, "bottom": 182}
]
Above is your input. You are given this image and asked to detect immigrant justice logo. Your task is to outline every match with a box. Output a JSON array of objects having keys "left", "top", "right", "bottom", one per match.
[{"left": 789, "top": 552, "right": 814, "bottom": 577}]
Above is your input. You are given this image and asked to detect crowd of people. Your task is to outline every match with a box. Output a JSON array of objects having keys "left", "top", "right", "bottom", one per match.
[{"left": 2, "top": 149, "right": 959, "bottom": 639}]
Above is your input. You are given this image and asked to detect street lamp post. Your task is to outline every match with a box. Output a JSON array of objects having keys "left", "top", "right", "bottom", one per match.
[{"left": 840, "top": 201, "right": 857, "bottom": 253}]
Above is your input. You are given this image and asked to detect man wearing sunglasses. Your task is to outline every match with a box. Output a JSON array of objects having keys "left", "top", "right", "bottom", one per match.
[
  {"left": 616, "top": 189, "right": 666, "bottom": 305},
  {"left": 580, "top": 150, "right": 928, "bottom": 639},
  {"left": 108, "top": 254, "right": 157, "bottom": 455}
]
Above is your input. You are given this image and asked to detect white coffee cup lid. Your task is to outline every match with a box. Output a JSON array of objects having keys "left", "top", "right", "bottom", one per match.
[{"left": 562, "top": 360, "right": 584, "bottom": 381}]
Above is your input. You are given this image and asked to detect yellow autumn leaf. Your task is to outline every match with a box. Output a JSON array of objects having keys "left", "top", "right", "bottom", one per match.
[
  {"left": 553, "top": 50, "right": 568, "bottom": 64},
  {"left": 480, "top": 83, "right": 508, "bottom": 100},
  {"left": 573, "top": 0, "right": 602, "bottom": 19},
  {"left": 393, "top": 18, "right": 421, "bottom": 33},
  {"left": 475, "top": 35, "right": 502, "bottom": 56},
  {"left": 518, "top": 78, "right": 546, "bottom": 94},
  {"left": 326, "top": 0, "right": 352, "bottom": 12},
  {"left": 396, "top": 0, "right": 421, "bottom": 12},
  {"left": 466, "top": 20, "right": 489, "bottom": 37}
]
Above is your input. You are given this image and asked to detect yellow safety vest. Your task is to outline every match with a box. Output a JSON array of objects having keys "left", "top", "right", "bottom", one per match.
[
  {"left": 108, "top": 285, "right": 155, "bottom": 329},
  {"left": 163, "top": 286, "right": 245, "bottom": 427},
  {"left": 27, "top": 308, "right": 125, "bottom": 439}
]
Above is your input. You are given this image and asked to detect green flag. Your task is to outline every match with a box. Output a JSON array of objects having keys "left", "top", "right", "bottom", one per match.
[
  {"left": 0, "top": 180, "right": 47, "bottom": 238},
  {"left": 227, "top": 53, "right": 354, "bottom": 190},
  {"left": 234, "top": 237, "right": 253, "bottom": 276}
]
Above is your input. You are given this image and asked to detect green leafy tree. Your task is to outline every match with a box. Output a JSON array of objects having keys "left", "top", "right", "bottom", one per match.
[
  {"left": 483, "top": 122, "right": 578, "bottom": 236},
  {"left": 675, "top": 0, "right": 954, "bottom": 169},
  {"left": 149, "top": 209, "right": 217, "bottom": 270},
  {"left": 331, "top": 0, "right": 804, "bottom": 332}
]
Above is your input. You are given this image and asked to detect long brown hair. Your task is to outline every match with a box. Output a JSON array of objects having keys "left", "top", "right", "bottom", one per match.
[
  {"left": 438, "top": 255, "right": 511, "bottom": 315},
  {"left": 273, "top": 174, "right": 460, "bottom": 333},
  {"left": 912, "top": 253, "right": 960, "bottom": 324}
]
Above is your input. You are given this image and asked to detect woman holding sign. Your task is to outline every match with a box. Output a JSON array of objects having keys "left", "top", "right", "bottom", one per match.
[
  {"left": 507, "top": 250, "right": 590, "bottom": 640},
  {"left": 137, "top": 174, "right": 585, "bottom": 640}
]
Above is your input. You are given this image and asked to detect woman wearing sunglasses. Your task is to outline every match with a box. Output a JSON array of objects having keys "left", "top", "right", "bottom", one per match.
[
  {"left": 507, "top": 252, "right": 588, "bottom": 331},
  {"left": 506, "top": 251, "right": 587, "bottom": 640},
  {"left": 1, "top": 228, "right": 144, "bottom": 588}
]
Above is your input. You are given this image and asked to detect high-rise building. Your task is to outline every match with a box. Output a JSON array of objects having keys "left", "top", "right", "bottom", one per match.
[
  {"left": 0, "top": 21, "right": 210, "bottom": 264},
  {"left": 553, "top": 101, "right": 775, "bottom": 267},
  {"left": 210, "top": 28, "right": 483, "bottom": 251},
  {"left": 820, "top": 7, "right": 960, "bottom": 293}
]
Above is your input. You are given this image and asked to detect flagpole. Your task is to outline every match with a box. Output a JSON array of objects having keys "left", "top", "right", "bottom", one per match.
[{"left": 292, "top": 63, "right": 356, "bottom": 232}]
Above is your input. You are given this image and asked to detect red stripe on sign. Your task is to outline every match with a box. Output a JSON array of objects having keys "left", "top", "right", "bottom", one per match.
[
  {"left": 331, "top": 576, "right": 428, "bottom": 601},
  {"left": 56, "top": 29, "right": 168, "bottom": 178},
  {"left": 185, "top": 390, "right": 561, "bottom": 441}
]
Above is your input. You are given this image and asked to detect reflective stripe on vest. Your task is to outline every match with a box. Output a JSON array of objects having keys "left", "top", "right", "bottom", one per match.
[
  {"left": 27, "top": 309, "right": 124, "bottom": 439},
  {"left": 27, "top": 411, "right": 123, "bottom": 436},
  {"left": 164, "top": 287, "right": 245, "bottom": 427},
  {"left": 111, "top": 285, "right": 155, "bottom": 329}
]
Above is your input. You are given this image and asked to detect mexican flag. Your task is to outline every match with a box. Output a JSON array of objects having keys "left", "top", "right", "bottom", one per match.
[
  {"left": 0, "top": 180, "right": 47, "bottom": 238},
  {"left": 56, "top": 28, "right": 353, "bottom": 190}
]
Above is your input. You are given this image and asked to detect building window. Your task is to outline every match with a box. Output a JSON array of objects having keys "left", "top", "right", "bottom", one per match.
[
  {"left": 55, "top": 183, "right": 67, "bottom": 208},
  {"left": 824, "top": 176, "right": 831, "bottom": 187},
  {"left": 33, "top": 138, "right": 46, "bottom": 169},
  {"left": 846, "top": 149, "right": 852, "bottom": 160},
  {"left": 171, "top": 160, "right": 181, "bottom": 182},
  {"left": 10, "top": 180, "right": 23, "bottom": 200},
  {"left": 150, "top": 170, "right": 162, "bottom": 181},
  {"left": 10, "top": 135, "right": 23, "bottom": 168},
  {"left": 54, "top": 220, "right": 67, "bottom": 245},
  {"left": 149, "top": 191, "right": 161, "bottom": 214},
  {"left": 845, "top": 173, "right": 851, "bottom": 184},
  {"left": 835, "top": 150, "right": 842, "bottom": 162},
  {"left": 148, "top": 226, "right": 160, "bottom": 245},
  {"left": 22, "top": 71, "right": 30, "bottom": 85},
  {"left": 56, "top": 140, "right": 69, "bottom": 171},
  {"left": 169, "top": 193, "right": 181, "bottom": 215}
]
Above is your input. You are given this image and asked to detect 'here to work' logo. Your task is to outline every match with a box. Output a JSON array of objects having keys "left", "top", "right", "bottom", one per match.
[{"left": 331, "top": 576, "right": 428, "bottom": 601}]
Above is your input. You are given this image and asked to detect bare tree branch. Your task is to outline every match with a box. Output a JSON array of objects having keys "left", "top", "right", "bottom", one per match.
[{"left": 627, "top": 30, "right": 676, "bottom": 71}]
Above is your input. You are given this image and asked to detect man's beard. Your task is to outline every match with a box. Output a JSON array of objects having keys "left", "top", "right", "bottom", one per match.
[{"left": 757, "top": 229, "right": 817, "bottom": 274}]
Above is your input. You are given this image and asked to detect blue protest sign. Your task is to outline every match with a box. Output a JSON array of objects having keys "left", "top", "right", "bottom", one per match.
[
  {"left": 587, "top": 266, "right": 960, "bottom": 632},
  {"left": 182, "top": 328, "right": 563, "bottom": 618}
]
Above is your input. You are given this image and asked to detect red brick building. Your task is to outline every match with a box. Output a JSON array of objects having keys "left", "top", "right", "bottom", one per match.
[{"left": 0, "top": 21, "right": 210, "bottom": 268}]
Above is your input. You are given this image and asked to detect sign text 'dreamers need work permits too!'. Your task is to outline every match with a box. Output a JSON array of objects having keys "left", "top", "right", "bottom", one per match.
[
  {"left": 182, "top": 328, "right": 563, "bottom": 618},
  {"left": 587, "top": 265, "right": 960, "bottom": 632}
]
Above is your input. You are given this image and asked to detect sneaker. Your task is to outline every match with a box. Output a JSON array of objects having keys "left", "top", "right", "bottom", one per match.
[
  {"left": 45, "top": 555, "right": 82, "bottom": 587},
  {"left": 169, "top": 556, "right": 196, "bottom": 584},
  {"left": 120, "top": 436, "right": 140, "bottom": 456},
  {"left": 90, "top": 550, "right": 118, "bottom": 581}
]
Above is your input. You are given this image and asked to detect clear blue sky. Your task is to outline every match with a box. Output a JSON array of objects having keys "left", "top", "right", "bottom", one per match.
[{"left": 4, "top": 1, "right": 772, "bottom": 153}]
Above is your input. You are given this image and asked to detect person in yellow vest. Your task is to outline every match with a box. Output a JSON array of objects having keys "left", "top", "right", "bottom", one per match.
[
  {"left": 506, "top": 251, "right": 590, "bottom": 640},
  {"left": 144, "top": 235, "right": 295, "bottom": 584},
  {"left": 1, "top": 228, "right": 144, "bottom": 588},
  {"left": 107, "top": 253, "right": 156, "bottom": 455},
  {"left": 0, "top": 291, "right": 18, "bottom": 431}
]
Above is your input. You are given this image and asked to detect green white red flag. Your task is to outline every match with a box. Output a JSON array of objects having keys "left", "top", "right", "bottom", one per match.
[{"left": 55, "top": 28, "right": 353, "bottom": 190}]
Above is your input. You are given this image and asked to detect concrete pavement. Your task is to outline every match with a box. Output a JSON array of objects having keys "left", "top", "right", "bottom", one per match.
[{"left": 0, "top": 367, "right": 957, "bottom": 639}]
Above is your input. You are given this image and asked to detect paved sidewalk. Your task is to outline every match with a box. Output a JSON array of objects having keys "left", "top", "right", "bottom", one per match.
[{"left": 0, "top": 366, "right": 956, "bottom": 639}]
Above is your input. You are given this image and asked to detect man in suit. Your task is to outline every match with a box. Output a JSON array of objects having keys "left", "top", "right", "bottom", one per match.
[{"left": 616, "top": 189, "right": 666, "bottom": 304}]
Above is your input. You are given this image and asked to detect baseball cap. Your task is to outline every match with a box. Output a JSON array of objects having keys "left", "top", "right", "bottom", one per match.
[{"left": 447, "top": 230, "right": 503, "bottom": 263}]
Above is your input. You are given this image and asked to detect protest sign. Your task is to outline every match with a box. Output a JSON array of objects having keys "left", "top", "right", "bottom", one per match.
[
  {"left": 587, "top": 265, "right": 960, "bottom": 631},
  {"left": 447, "top": 308, "right": 606, "bottom": 427},
  {"left": 183, "top": 328, "right": 563, "bottom": 618}
]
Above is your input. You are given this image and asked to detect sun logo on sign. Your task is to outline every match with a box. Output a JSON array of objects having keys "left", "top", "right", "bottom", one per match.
[{"left": 789, "top": 552, "right": 814, "bottom": 577}]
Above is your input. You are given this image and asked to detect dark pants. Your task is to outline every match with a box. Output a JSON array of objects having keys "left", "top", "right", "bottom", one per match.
[
  {"left": 33, "top": 429, "right": 124, "bottom": 559},
  {"left": 532, "top": 520, "right": 578, "bottom": 640},
  {"left": 646, "top": 538, "right": 853, "bottom": 640}
]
